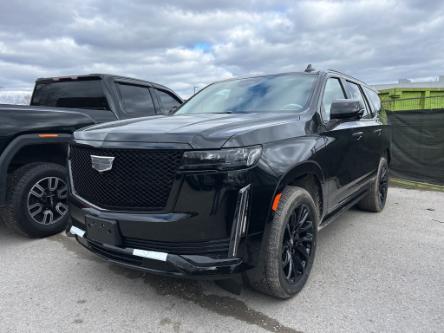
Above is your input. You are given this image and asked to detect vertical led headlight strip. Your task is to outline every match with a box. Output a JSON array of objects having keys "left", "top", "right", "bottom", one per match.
[{"left": 228, "top": 184, "right": 251, "bottom": 257}]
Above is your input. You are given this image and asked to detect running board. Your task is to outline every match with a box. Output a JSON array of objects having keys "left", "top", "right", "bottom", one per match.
[{"left": 319, "top": 191, "right": 368, "bottom": 231}]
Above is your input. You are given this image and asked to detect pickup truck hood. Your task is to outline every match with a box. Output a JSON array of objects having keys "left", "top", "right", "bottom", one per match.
[
  {"left": 0, "top": 104, "right": 96, "bottom": 138},
  {"left": 74, "top": 113, "right": 308, "bottom": 149}
]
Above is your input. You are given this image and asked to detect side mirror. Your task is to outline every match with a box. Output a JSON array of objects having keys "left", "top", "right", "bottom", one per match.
[{"left": 330, "top": 99, "right": 364, "bottom": 120}]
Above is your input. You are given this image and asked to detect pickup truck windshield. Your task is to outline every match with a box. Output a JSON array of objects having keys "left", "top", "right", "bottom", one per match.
[
  {"left": 31, "top": 79, "right": 110, "bottom": 110},
  {"left": 176, "top": 73, "right": 317, "bottom": 114}
]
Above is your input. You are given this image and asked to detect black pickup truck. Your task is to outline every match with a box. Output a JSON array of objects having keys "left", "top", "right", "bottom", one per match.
[{"left": 0, "top": 74, "right": 182, "bottom": 237}]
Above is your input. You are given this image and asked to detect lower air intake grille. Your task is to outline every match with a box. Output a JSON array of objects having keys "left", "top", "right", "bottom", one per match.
[{"left": 123, "top": 237, "right": 230, "bottom": 255}]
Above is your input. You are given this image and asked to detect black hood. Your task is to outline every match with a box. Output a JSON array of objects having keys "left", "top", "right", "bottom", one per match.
[{"left": 74, "top": 112, "right": 309, "bottom": 149}]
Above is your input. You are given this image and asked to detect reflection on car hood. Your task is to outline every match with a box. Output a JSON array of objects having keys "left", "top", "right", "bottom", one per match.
[{"left": 74, "top": 112, "right": 309, "bottom": 149}]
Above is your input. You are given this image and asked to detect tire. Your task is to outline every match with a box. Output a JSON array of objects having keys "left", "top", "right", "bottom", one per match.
[
  {"left": 246, "top": 186, "right": 319, "bottom": 299},
  {"left": 358, "top": 157, "right": 389, "bottom": 212},
  {"left": 2, "top": 162, "right": 69, "bottom": 238}
]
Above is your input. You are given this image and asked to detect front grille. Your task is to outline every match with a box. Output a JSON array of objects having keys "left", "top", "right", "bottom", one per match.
[
  {"left": 70, "top": 145, "right": 183, "bottom": 210},
  {"left": 123, "top": 237, "right": 230, "bottom": 255}
]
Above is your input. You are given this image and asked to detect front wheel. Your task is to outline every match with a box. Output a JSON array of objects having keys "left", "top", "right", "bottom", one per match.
[
  {"left": 246, "top": 186, "right": 319, "bottom": 299},
  {"left": 2, "top": 163, "right": 69, "bottom": 238}
]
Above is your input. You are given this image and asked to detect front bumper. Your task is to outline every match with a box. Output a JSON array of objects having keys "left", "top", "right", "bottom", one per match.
[
  {"left": 68, "top": 225, "right": 248, "bottom": 279},
  {"left": 67, "top": 142, "right": 277, "bottom": 278}
]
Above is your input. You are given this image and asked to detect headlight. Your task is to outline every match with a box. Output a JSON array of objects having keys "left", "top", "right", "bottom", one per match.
[{"left": 181, "top": 146, "right": 262, "bottom": 170}]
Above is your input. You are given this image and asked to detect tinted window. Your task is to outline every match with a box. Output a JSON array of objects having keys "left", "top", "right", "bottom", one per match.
[
  {"left": 175, "top": 74, "right": 317, "bottom": 114},
  {"left": 118, "top": 84, "right": 155, "bottom": 116},
  {"left": 322, "top": 78, "right": 346, "bottom": 121},
  {"left": 363, "top": 86, "right": 381, "bottom": 113},
  {"left": 32, "top": 79, "right": 110, "bottom": 110},
  {"left": 156, "top": 89, "right": 181, "bottom": 114},
  {"left": 346, "top": 81, "right": 371, "bottom": 118}
]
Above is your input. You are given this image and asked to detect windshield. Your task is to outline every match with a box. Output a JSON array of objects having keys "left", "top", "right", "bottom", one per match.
[{"left": 176, "top": 73, "right": 317, "bottom": 115}]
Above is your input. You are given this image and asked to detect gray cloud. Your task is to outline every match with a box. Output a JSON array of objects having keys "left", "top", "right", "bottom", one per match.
[{"left": 0, "top": 0, "right": 443, "bottom": 98}]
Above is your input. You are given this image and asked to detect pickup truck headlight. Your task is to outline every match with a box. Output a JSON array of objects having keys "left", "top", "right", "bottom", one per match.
[{"left": 181, "top": 146, "right": 262, "bottom": 170}]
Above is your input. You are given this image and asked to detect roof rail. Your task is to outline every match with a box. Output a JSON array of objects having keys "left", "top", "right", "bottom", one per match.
[{"left": 327, "top": 69, "right": 365, "bottom": 84}]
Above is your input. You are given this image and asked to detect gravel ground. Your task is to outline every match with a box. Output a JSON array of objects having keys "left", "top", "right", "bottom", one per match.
[{"left": 0, "top": 187, "right": 443, "bottom": 333}]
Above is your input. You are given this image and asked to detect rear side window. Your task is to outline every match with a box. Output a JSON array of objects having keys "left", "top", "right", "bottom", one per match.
[
  {"left": 32, "top": 79, "right": 110, "bottom": 110},
  {"left": 363, "top": 86, "right": 381, "bottom": 113},
  {"left": 155, "top": 89, "right": 181, "bottom": 114},
  {"left": 346, "top": 81, "right": 371, "bottom": 118},
  {"left": 322, "top": 78, "right": 346, "bottom": 121},
  {"left": 117, "top": 84, "right": 155, "bottom": 116}
]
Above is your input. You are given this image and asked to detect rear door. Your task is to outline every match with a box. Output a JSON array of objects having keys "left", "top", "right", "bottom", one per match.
[
  {"left": 151, "top": 88, "right": 182, "bottom": 115},
  {"left": 344, "top": 81, "right": 380, "bottom": 179},
  {"left": 116, "top": 83, "right": 157, "bottom": 119},
  {"left": 362, "top": 86, "right": 386, "bottom": 172}
]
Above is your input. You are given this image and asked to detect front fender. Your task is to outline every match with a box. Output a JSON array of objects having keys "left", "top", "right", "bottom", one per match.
[
  {"left": 0, "top": 133, "right": 72, "bottom": 206},
  {"left": 248, "top": 137, "right": 326, "bottom": 233}
]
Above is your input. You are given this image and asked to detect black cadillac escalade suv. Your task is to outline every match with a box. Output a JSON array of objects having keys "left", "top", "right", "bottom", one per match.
[{"left": 67, "top": 68, "right": 390, "bottom": 298}]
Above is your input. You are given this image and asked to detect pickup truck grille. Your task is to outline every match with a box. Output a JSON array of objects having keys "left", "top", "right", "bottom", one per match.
[{"left": 70, "top": 145, "right": 183, "bottom": 211}]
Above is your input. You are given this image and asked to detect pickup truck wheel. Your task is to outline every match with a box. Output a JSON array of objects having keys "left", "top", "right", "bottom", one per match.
[
  {"left": 246, "top": 186, "right": 318, "bottom": 299},
  {"left": 358, "top": 157, "right": 389, "bottom": 212},
  {"left": 2, "top": 163, "right": 69, "bottom": 238}
]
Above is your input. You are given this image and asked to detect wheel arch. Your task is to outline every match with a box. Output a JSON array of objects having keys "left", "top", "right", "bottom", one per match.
[
  {"left": 0, "top": 133, "right": 72, "bottom": 206},
  {"left": 267, "top": 161, "right": 326, "bottom": 223}
]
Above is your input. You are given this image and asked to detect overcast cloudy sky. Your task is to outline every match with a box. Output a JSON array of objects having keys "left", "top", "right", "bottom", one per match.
[{"left": 0, "top": 0, "right": 443, "bottom": 98}]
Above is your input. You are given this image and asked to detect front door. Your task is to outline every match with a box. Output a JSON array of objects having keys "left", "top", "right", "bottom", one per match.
[{"left": 317, "top": 77, "right": 373, "bottom": 213}]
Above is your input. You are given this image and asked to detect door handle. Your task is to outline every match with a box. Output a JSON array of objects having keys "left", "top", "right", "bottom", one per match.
[
  {"left": 374, "top": 128, "right": 382, "bottom": 136},
  {"left": 352, "top": 131, "right": 364, "bottom": 141}
]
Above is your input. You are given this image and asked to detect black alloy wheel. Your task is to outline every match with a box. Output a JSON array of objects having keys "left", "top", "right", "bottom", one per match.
[
  {"left": 246, "top": 186, "right": 319, "bottom": 299},
  {"left": 358, "top": 157, "right": 389, "bottom": 212},
  {"left": 378, "top": 164, "right": 389, "bottom": 207},
  {"left": 281, "top": 204, "right": 315, "bottom": 284}
]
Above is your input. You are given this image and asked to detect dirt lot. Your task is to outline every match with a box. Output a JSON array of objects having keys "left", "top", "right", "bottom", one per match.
[{"left": 0, "top": 187, "right": 443, "bottom": 333}]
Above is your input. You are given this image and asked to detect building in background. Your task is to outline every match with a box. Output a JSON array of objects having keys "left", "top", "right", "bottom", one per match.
[{"left": 373, "top": 75, "right": 444, "bottom": 91}]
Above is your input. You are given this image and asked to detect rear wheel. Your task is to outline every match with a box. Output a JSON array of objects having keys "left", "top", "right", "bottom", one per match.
[
  {"left": 2, "top": 163, "right": 69, "bottom": 238},
  {"left": 246, "top": 186, "right": 318, "bottom": 299},
  {"left": 358, "top": 157, "right": 389, "bottom": 212}
]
